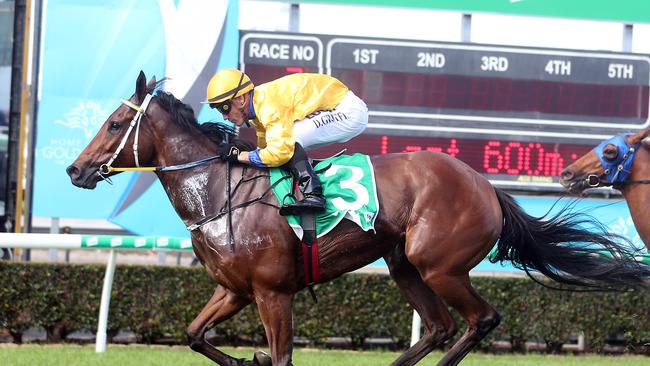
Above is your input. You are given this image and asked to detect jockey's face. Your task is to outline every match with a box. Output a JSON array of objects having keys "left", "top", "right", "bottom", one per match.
[{"left": 221, "top": 94, "right": 249, "bottom": 127}]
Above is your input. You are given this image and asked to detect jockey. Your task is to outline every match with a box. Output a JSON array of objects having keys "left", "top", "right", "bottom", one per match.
[{"left": 205, "top": 69, "right": 369, "bottom": 216}]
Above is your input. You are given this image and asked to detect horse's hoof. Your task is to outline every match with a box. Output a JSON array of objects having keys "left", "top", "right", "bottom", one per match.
[
  {"left": 235, "top": 358, "right": 255, "bottom": 366},
  {"left": 253, "top": 351, "right": 272, "bottom": 366}
]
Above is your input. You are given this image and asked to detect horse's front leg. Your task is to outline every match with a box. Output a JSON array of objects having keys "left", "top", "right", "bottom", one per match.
[
  {"left": 187, "top": 285, "right": 254, "bottom": 366},
  {"left": 255, "top": 290, "right": 296, "bottom": 366}
]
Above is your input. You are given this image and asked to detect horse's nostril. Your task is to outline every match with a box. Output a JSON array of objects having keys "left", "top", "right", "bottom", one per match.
[{"left": 66, "top": 165, "right": 80, "bottom": 178}]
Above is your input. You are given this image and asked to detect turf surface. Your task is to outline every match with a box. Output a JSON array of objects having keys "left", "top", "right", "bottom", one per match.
[{"left": 1, "top": 344, "right": 648, "bottom": 366}]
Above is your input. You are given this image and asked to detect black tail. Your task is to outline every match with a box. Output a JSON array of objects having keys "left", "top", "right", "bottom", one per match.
[{"left": 492, "top": 189, "right": 649, "bottom": 290}]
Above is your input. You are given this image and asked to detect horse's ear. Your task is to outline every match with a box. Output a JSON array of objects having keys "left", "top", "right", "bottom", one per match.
[
  {"left": 641, "top": 129, "right": 650, "bottom": 150},
  {"left": 643, "top": 136, "right": 650, "bottom": 150},
  {"left": 135, "top": 70, "right": 147, "bottom": 102},
  {"left": 146, "top": 75, "right": 157, "bottom": 94}
]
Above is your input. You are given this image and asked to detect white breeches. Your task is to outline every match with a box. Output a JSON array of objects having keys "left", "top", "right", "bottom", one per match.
[{"left": 293, "top": 91, "right": 369, "bottom": 151}]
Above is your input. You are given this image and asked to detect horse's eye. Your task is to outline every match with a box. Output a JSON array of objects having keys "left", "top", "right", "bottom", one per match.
[
  {"left": 109, "top": 121, "right": 121, "bottom": 131},
  {"left": 602, "top": 146, "right": 619, "bottom": 162}
]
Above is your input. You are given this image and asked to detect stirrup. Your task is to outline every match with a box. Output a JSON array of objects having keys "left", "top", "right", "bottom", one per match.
[{"left": 279, "top": 200, "right": 326, "bottom": 216}]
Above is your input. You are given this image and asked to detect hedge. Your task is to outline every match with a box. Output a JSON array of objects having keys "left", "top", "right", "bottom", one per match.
[{"left": 1, "top": 262, "right": 648, "bottom": 353}]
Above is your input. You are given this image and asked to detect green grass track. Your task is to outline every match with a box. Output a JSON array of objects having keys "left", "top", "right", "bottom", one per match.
[{"left": 1, "top": 344, "right": 648, "bottom": 366}]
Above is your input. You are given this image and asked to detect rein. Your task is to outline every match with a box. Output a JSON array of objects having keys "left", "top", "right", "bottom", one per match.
[
  {"left": 616, "top": 179, "right": 650, "bottom": 186},
  {"left": 225, "top": 133, "right": 234, "bottom": 252},
  {"left": 104, "top": 155, "right": 223, "bottom": 173}
]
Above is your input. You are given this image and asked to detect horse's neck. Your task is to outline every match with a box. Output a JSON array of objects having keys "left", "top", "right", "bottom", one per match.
[
  {"left": 153, "top": 128, "right": 228, "bottom": 226},
  {"left": 621, "top": 185, "right": 650, "bottom": 246},
  {"left": 621, "top": 155, "right": 650, "bottom": 247}
]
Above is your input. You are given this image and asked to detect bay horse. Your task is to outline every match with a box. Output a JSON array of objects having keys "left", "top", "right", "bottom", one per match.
[
  {"left": 67, "top": 72, "right": 650, "bottom": 366},
  {"left": 561, "top": 128, "right": 650, "bottom": 250}
]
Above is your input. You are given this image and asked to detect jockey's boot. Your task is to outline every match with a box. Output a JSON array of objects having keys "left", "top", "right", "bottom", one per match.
[{"left": 279, "top": 144, "right": 326, "bottom": 216}]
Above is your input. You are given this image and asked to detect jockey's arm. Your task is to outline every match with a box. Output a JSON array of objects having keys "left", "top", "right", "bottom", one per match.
[{"left": 236, "top": 118, "right": 295, "bottom": 168}]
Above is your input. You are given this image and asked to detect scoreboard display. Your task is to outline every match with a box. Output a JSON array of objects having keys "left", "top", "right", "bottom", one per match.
[{"left": 239, "top": 31, "right": 650, "bottom": 190}]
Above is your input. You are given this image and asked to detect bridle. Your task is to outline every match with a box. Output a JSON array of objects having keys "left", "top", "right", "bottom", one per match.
[
  {"left": 98, "top": 94, "right": 154, "bottom": 179},
  {"left": 586, "top": 134, "right": 648, "bottom": 189}
]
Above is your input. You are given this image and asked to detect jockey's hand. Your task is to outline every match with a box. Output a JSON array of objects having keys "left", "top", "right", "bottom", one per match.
[{"left": 219, "top": 143, "right": 241, "bottom": 163}]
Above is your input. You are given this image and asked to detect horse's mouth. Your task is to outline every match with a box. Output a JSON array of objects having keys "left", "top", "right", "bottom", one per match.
[
  {"left": 560, "top": 178, "right": 587, "bottom": 195},
  {"left": 71, "top": 174, "right": 100, "bottom": 189},
  {"left": 67, "top": 165, "right": 101, "bottom": 189}
]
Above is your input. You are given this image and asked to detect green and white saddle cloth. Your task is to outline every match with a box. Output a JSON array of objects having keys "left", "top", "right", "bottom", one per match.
[{"left": 270, "top": 153, "right": 379, "bottom": 240}]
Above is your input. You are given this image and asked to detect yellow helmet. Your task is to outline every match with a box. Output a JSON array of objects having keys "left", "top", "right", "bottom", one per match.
[{"left": 204, "top": 69, "right": 254, "bottom": 104}]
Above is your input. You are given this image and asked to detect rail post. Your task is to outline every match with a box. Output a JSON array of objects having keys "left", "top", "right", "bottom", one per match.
[{"left": 95, "top": 249, "right": 116, "bottom": 352}]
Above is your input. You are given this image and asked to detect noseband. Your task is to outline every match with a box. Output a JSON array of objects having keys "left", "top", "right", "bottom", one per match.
[
  {"left": 587, "top": 134, "right": 642, "bottom": 189},
  {"left": 98, "top": 94, "right": 154, "bottom": 179}
]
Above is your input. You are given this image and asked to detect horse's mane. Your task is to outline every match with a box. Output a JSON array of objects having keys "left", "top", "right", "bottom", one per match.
[
  {"left": 150, "top": 80, "right": 254, "bottom": 151},
  {"left": 154, "top": 90, "right": 200, "bottom": 130},
  {"left": 198, "top": 122, "right": 256, "bottom": 151}
]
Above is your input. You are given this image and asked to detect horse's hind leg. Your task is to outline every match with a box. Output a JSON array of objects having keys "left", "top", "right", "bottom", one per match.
[
  {"left": 384, "top": 244, "right": 458, "bottom": 366},
  {"left": 187, "top": 286, "right": 256, "bottom": 366},
  {"left": 404, "top": 188, "right": 502, "bottom": 366}
]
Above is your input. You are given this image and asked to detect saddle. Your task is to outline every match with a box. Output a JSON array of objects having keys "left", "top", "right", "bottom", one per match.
[
  {"left": 311, "top": 149, "right": 346, "bottom": 167},
  {"left": 273, "top": 150, "right": 380, "bottom": 302}
]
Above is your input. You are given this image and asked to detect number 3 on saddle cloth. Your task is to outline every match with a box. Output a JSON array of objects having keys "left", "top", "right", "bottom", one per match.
[{"left": 269, "top": 153, "right": 379, "bottom": 286}]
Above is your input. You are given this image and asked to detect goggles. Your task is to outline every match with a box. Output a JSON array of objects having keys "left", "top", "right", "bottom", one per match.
[{"left": 210, "top": 100, "right": 232, "bottom": 115}]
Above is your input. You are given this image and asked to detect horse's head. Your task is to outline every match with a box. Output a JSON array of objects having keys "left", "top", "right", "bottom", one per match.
[
  {"left": 66, "top": 71, "right": 158, "bottom": 189},
  {"left": 560, "top": 129, "right": 650, "bottom": 194}
]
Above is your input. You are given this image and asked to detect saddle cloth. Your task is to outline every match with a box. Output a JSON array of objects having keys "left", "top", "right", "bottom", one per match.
[{"left": 269, "top": 153, "right": 379, "bottom": 240}]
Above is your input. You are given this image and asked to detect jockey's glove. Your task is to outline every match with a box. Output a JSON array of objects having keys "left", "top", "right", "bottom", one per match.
[{"left": 219, "top": 143, "right": 241, "bottom": 163}]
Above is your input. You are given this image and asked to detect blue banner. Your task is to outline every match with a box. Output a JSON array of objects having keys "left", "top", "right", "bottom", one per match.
[{"left": 33, "top": 0, "right": 238, "bottom": 238}]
